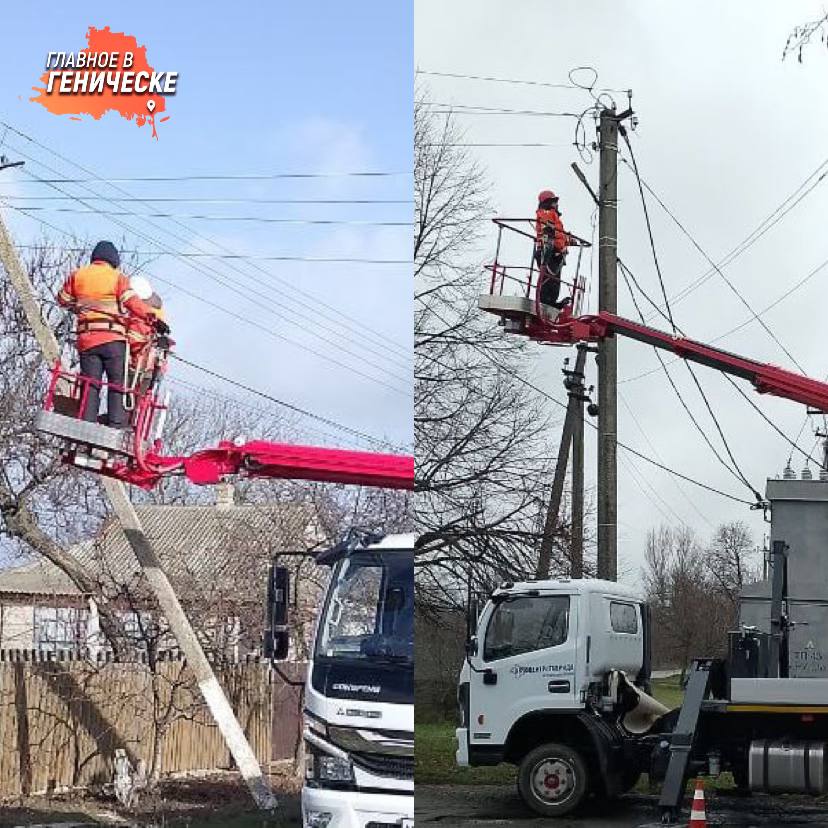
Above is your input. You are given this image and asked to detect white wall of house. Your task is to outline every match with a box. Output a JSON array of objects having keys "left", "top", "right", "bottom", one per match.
[
  {"left": 0, "top": 601, "right": 93, "bottom": 652},
  {"left": 0, "top": 603, "right": 36, "bottom": 650}
]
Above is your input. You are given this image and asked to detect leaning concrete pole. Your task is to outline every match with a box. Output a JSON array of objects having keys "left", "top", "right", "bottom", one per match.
[
  {"left": 536, "top": 346, "right": 588, "bottom": 580},
  {"left": 0, "top": 212, "right": 277, "bottom": 810}
]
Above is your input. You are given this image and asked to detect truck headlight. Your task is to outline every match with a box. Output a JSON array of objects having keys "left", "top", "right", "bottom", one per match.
[
  {"left": 306, "top": 743, "right": 354, "bottom": 784},
  {"left": 304, "top": 811, "right": 333, "bottom": 828},
  {"left": 317, "top": 754, "right": 354, "bottom": 783}
]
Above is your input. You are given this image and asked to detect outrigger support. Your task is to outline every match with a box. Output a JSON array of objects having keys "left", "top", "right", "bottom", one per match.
[{"left": 657, "top": 660, "right": 714, "bottom": 823}]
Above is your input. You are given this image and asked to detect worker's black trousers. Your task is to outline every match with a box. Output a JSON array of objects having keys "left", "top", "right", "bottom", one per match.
[
  {"left": 535, "top": 246, "right": 566, "bottom": 306},
  {"left": 79, "top": 340, "right": 129, "bottom": 427}
]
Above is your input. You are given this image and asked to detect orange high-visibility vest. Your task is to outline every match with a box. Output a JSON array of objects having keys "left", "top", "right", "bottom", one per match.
[
  {"left": 127, "top": 303, "right": 166, "bottom": 360},
  {"left": 58, "top": 261, "right": 147, "bottom": 351},
  {"left": 535, "top": 208, "right": 570, "bottom": 254}
]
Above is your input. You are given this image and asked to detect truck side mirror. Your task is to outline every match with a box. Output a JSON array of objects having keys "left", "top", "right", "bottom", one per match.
[
  {"left": 466, "top": 635, "right": 478, "bottom": 657},
  {"left": 264, "top": 564, "right": 290, "bottom": 661},
  {"left": 466, "top": 596, "right": 480, "bottom": 643}
]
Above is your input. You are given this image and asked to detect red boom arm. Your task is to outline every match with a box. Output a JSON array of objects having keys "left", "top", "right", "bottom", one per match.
[
  {"left": 124, "top": 441, "right": 414, "bottom": 490},
  {"left": 38, "top": 363, "right": 414, "bottom": 491},
  {"left": 528, "top": 311, "right": 828, "bottom": 413},
  {"left": 179, "top": 441, "right": 414, "bottom": 489}
]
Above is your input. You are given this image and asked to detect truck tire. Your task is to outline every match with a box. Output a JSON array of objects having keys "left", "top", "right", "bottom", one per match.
[{"left": 517, "top": 742, "right": 589, "bottom": 817}]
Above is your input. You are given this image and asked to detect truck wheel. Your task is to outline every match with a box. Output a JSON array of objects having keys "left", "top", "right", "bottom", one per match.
[{"left": 517, "top": 742, "right": 588, "bottom": 817}]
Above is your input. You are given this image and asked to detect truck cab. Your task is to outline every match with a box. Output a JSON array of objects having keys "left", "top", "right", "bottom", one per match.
[
  {"left": 292, "top": 532, "right": 414, "bottom": 828},
  {"left": 457, "top": 578, "right": 658, "bottom": 817}
]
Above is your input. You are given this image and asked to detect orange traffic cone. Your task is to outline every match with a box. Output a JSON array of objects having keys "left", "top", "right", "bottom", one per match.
[{"left": 688, "top": 778, "right": 707, "bottom": 827}]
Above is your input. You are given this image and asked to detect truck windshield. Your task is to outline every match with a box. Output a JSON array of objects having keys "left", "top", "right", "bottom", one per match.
[
  {"left": 484, "top": 595, "right": 570, "bottom": 661},
  {"left": 316, "top": 551, "right": 413, "bottom": 664}
]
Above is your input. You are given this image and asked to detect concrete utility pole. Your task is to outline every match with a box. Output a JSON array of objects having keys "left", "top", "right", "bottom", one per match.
[
  {"left": 597, "top": 108, "right": 619, "bottom": 582},
  {"left": 0, "top": 211, "right": 277, "bottom": 810},
  {"left": 570, "top": 345, "right": 586, "bottom": 578},
  {"left": 537, "top": 346, "right": 588, "bottom": 580}
]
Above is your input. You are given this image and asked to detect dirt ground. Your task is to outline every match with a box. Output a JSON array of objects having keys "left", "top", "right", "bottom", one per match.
[
  {"left": 416, "top": 784, "right": 828, "bottom": 828},
  {"left": 0, "top": 773, "right": 301, "bottom": 827}
]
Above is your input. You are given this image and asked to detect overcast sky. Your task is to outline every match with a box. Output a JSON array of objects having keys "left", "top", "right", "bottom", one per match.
[
  {"left": 0, "top": 2, "right": 413, "bottom": 452},
  {"left": 416, "top": 0, "right": 828, "bottom": 586}
]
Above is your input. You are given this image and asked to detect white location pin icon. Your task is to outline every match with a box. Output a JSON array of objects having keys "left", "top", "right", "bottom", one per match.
[{"left": 147, "top": 99, "right": 156, "bottom": 112}]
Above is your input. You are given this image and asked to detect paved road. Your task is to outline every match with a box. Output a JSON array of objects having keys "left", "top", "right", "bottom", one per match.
[{"left": 416, "top": 785, "right": 828, "bottom": 828}]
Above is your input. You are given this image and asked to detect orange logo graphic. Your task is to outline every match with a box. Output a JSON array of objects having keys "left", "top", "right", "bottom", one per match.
[{"left": 31, "top": 26, "right": 177, "bottom": 139}]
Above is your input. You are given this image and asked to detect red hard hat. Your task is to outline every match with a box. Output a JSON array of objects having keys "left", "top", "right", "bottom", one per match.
[{"left": 538, "top": 189, "right": 557, "bottom": 202}]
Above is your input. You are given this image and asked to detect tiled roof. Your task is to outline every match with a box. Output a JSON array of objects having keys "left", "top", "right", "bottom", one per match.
[{"left": 0, "top": 501, "right": 318, "bottom": 599}]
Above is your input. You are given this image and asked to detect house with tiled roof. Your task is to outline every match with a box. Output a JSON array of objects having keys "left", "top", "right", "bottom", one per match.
[{"left": 0, "top": 484, "right": 326, "bottom": 658}]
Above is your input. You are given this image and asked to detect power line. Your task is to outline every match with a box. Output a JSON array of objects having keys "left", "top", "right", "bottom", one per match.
[
  {"left": 619, "top": 390, "right": 714, "bottom": 528},
  {"left": 628, "top": 161, "right": 808, "bottom": 375},
  {"left": 423, "top": 142, "right": 572, "bottom": 148},
  {"left": 415, "top": 67, "right": 630, "bottom": 94},
  {"left": 509, "top": 361, "right": 755, "bottom": 506},
  {"left": 5, "top": 200, "right": 412, "bottom": 397},
  {"left": 166, "top": 376, "right": 371, "bottom": 449},
  {"left": 12, "top": 243, "right": 411, "bottom": 265},
  {"left": 719, "top": 374, "right": 821, "bottom": 467},
  {"left": 650, "top": 161, "right": 828, "bottom": 314},
  {"left": 713, "top": 254, "right": 828, "bottom": 343},
  {"left": 617, "top": 258, "right": 673, "bottom": 327},
  {"left": 1, "top": 138, "right": 413, "bottom": 380},
  {"left": 420, "top": 308, "right": 755, "bottom": 506},
  {"left": 620, "top": 130, "right": 676, "bottom": 332},
  {"left": 0, "top": 171, "right": 411, "bottom": 183},
  {"left": 0, "top": 195, "right": 412, "bottom": 205},
  {"left": 4, "top": 194, "right": 414, "bottom": 382},
  {"left": 618, "top": 149, "right": 828, "bottom": 331},
  {"left": 4, "top": 205, "right": 412, "bottom": 227},
  {"left": 168, "top": 353, "right": 403, "bottom": 451},
  {"left": 620, "top": 256, "right": 819, "bottom": 486},
  {"left": 420, "top": 102, "right": 581, "bottom": 118},
  {"left": 620, "top": 251, "right": 828, "bottom": 385},
  {"left": 619, "top": 450, "right": 689, "bottom": 529},
  {"left": 417, "top": 69, "right": 580, "bottom": 90},
  {"left": 683, "top": 361, "right": 762, "bottom": 501},
  {"left": 620, "top": 135, "right": 761, "bottom": 501},
  {"left": 4, "top": 190, "right": 413, "bottom": 391},
  {"left": 619, "top": 262, "right": 761, "bottom": 499},
  {"left": 0, "top": 122, "right": 412, "bottom": 363},
  {"left": 625, "top": 152, "right": 828, "bottom": 473}
]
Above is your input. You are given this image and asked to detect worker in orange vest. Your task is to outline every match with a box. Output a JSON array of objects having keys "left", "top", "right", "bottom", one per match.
[
  {"left": 535, "top": 190, "right": 573, "bottom": 309},
  {"left": 126, "top": 275, "right": 169, "bottom": 394},
  {"left": 57, "top": 241, "right": 167, "bottom": 427}
]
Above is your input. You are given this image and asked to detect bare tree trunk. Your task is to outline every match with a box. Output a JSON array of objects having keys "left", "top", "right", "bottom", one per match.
[
  {"left": 150, "top": 674, "right": 162, "bottom": 785},
  {"left": 293, "top": 683, "right": 306, "bottom": 778},
  {"left": 0, "top": 483, "right": 127, "bottom": 657}
]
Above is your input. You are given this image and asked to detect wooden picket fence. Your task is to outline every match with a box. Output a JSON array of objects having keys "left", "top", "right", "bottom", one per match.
[{"left": 0, "top": 649, "right": 275, "bottom": 798}]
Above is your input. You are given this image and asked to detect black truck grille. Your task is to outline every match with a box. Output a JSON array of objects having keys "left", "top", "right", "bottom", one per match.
[{"left": 352, "top": 751, "right": 414, "bottom": 779}]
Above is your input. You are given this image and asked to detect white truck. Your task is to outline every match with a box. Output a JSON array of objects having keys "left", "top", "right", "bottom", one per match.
[
  {"left": 268, "top": 532, "right": 415, "bottom": 828},
  {"left": 457, "top": 559, "right": 828, "bottom": 822},
  {"left": 456, "top": 577, "right": 658, "bottom": 818}
]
